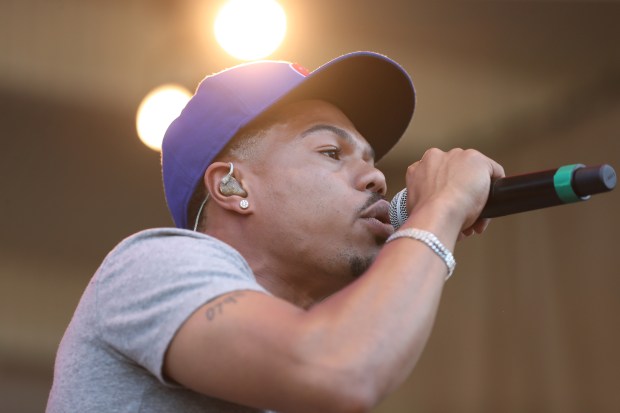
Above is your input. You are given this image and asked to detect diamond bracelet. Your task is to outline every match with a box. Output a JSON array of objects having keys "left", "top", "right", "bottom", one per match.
[{"left": 386, "top": 228, "right": 456, "bottom": 280}]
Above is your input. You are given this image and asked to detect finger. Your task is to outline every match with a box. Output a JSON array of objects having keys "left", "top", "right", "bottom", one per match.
[
  {"left": 489, "top": 158, "right": 506, "bottom": 180},
  {"left": 462, "top": 228, "right": 474, "bottom": 237},
  {"left": 473, "top": 218, "right": 491, "bottom": 234}
]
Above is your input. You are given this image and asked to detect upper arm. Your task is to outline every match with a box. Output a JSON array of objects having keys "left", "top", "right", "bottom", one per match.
[
  {"left": 164, "top": 290, "right": 346, "bottom": 412},
  {"left": 99, "top": 231, "right": 375, "bottom": 411}
]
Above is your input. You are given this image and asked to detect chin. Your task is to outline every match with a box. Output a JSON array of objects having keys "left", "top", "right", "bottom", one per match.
[{"left": 348, "top": 253, "right": 377, "bottom": 278}]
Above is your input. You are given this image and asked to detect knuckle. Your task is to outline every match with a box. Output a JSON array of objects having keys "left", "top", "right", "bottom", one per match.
[
  {"left": 463, "top": 148, "right": 481, "bottom": 158},
  {"left": 423, "top": 147, "right": 442, "bottom": 159}
]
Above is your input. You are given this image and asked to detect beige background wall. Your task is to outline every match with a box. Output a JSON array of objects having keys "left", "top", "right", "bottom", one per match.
[
  {"left": 1, "top": 86, "right": 617, "bottom": 413},
  {"left": 1, "top": 1, "right": 618, "bottom": 412},
  {"left": 376, "top": 97, "right": 620, "bottom": 413}
]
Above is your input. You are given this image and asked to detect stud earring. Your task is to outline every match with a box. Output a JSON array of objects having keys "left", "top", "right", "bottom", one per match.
[
  {"left": 219, "top": 162, "right": 247, "bottom": 197},
  {"left": 239, "top": 199, "right": 249, "bottom": 209}
]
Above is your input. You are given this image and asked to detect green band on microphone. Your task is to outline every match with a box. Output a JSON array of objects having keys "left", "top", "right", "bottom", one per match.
[{"left": 553, "top": 164, "right": 584, "bottom": 203}]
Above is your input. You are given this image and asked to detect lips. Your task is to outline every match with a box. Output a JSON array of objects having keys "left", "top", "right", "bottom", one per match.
[
  {"left": 360, "top": 199, "right": 392, "bottom": 225},
  {"left": 359, "top": 199, "right": 394, "bottom": 239}
]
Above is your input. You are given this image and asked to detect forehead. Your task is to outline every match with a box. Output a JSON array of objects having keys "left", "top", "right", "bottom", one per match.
[
  {"left": 257, "top": 99, "right": 374, "bottom": 155},
  {"left": 269, "top": 99, "right": 354, "bottom": 126}
]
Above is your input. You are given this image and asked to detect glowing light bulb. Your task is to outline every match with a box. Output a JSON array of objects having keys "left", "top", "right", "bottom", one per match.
[
  {"left": 215, "top": 0, "right": 287, "bottom": 61},
  {"left": 136, "top": 84, "right": 192, "bottom": 152}
]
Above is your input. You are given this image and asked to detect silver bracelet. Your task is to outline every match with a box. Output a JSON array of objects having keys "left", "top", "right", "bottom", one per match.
[{"left": 386, "top": 228, "right": 456, "bottom": 280}]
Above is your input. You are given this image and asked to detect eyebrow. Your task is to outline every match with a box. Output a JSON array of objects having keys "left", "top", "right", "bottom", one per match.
[{"left": 300, "top": 124, "right": 376, "bottom": 160}]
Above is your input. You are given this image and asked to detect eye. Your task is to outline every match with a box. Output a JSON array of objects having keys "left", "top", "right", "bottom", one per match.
[{"left": 320, "top": 148, "right": 341, "bottom": 160}]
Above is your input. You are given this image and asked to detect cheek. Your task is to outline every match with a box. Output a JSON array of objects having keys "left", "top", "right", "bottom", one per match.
[
  {"left": 253, "top": 147, "right": 354, "bottom": 231},
  {"left": 277, "top": 175, "right": 331, "bottom": 216},
  {"left": 264, "top": 171, "right": 345, "bottom": 231}
]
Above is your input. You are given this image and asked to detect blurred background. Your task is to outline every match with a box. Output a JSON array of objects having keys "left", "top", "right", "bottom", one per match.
[{"left": 1, "top": 0, "right": 618, "bottom": 412}]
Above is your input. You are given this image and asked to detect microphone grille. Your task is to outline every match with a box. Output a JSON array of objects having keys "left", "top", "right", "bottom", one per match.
[{"left": 389, "top": 189, "right": 409, "bottom": 230}]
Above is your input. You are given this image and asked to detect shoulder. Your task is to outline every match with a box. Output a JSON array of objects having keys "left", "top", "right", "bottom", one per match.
[
  {"left": 103, "top": 227, "right": 251, "bottom": 272},
  {"left": 113, "top": 227, "right": 241, "bottom": 256},
  {"left": 92, "top": 227, "right": 263, "bottom": 302}
]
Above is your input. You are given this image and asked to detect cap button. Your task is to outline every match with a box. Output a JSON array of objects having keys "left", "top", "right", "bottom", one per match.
[{"left": 290, "top": 63, "right": 310, "bottom": 76}]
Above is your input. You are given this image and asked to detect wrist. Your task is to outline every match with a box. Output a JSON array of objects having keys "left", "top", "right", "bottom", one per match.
[
  {"left": 403, "top": 197, "right": 464, "bottom": 247},
  {"left": 386, "top": 228, "right": 456, "bottom": 279}
]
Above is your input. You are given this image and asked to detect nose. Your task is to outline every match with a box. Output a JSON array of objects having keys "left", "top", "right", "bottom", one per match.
[{"left": 355, "top": 161, "right": 387, "bottom": 196}]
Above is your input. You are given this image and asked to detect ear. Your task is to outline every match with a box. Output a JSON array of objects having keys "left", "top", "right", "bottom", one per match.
[{"left": 204, "top": 162, "right": 252, "bottom": 214}]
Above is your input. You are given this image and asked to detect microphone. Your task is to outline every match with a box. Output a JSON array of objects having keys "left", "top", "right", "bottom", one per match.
[{"left": 389, "top": 164, "right": 617, "bottom": 230}]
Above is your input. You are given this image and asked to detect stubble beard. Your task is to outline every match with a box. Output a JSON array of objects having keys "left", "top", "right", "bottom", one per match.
[
  {"left": 347, "top": 193, "right": 388, "bottom": 278},
  {"left": 349, "top": 255, "right": 375, "bottom": 278},
  {"left": 346, "top": 233, "right": 386, "bottom": 278}
]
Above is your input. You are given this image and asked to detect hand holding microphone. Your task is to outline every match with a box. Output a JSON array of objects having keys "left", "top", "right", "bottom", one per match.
[
  {"left": 394, "top": 148, "right": 506, "bottom": 236},
  {"left": 389, "top": 161, "right": 617, "bottom": 230},
  {"left": 384, "top": 150, "right": 616, "bottom": 281}
]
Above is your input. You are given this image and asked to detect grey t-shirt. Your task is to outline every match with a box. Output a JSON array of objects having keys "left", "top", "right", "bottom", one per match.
[{"left": 47, "top": 228, "right": 271, "bottom": 412}]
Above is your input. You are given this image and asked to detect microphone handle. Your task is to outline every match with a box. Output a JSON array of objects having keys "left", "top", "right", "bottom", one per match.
[{"left": 480, "top": 164, "right": 616, "bottom": 218}]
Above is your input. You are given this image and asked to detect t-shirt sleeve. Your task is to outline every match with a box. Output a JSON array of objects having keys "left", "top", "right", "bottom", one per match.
[{"left": 93, "top": 228, "right": 269, "bottom": 385}]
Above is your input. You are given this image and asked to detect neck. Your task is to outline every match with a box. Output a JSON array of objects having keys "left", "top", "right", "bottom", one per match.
[
  {"left": 205, "top": 232, "right": 348, "bottom": 310},
  {"left": 234, "top": 240, "right": 347, "bottom": 309},
  {"left": 204, "top": 208, "right": 356, "bottom": 308}
]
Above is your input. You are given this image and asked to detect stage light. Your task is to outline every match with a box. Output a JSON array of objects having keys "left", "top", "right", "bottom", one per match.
[
  {"left": 214, "top": 0, "right": 286, "bottom": 61},
  {"left": 136, "top": 84, "right": 192, "bottom": 152}
]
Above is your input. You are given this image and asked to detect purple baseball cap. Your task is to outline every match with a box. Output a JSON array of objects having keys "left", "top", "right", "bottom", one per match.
[{"left": 162, "top": 51, "right": 415, "bottom": 229}]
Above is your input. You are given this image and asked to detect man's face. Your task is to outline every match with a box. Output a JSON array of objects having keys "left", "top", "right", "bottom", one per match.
[{"left": 244, "top": 99, "right": 393, "bottom": 285}]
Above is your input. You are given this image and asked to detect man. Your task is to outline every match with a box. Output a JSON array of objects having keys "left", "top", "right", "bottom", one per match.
[{"left": 47, "top": 52, "right": 503, "bottom": 412}]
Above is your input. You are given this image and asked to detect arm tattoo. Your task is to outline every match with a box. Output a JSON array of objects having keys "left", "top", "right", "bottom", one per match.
[{"left": 204, "top": 292, "right": 245, "bottom": 321}]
